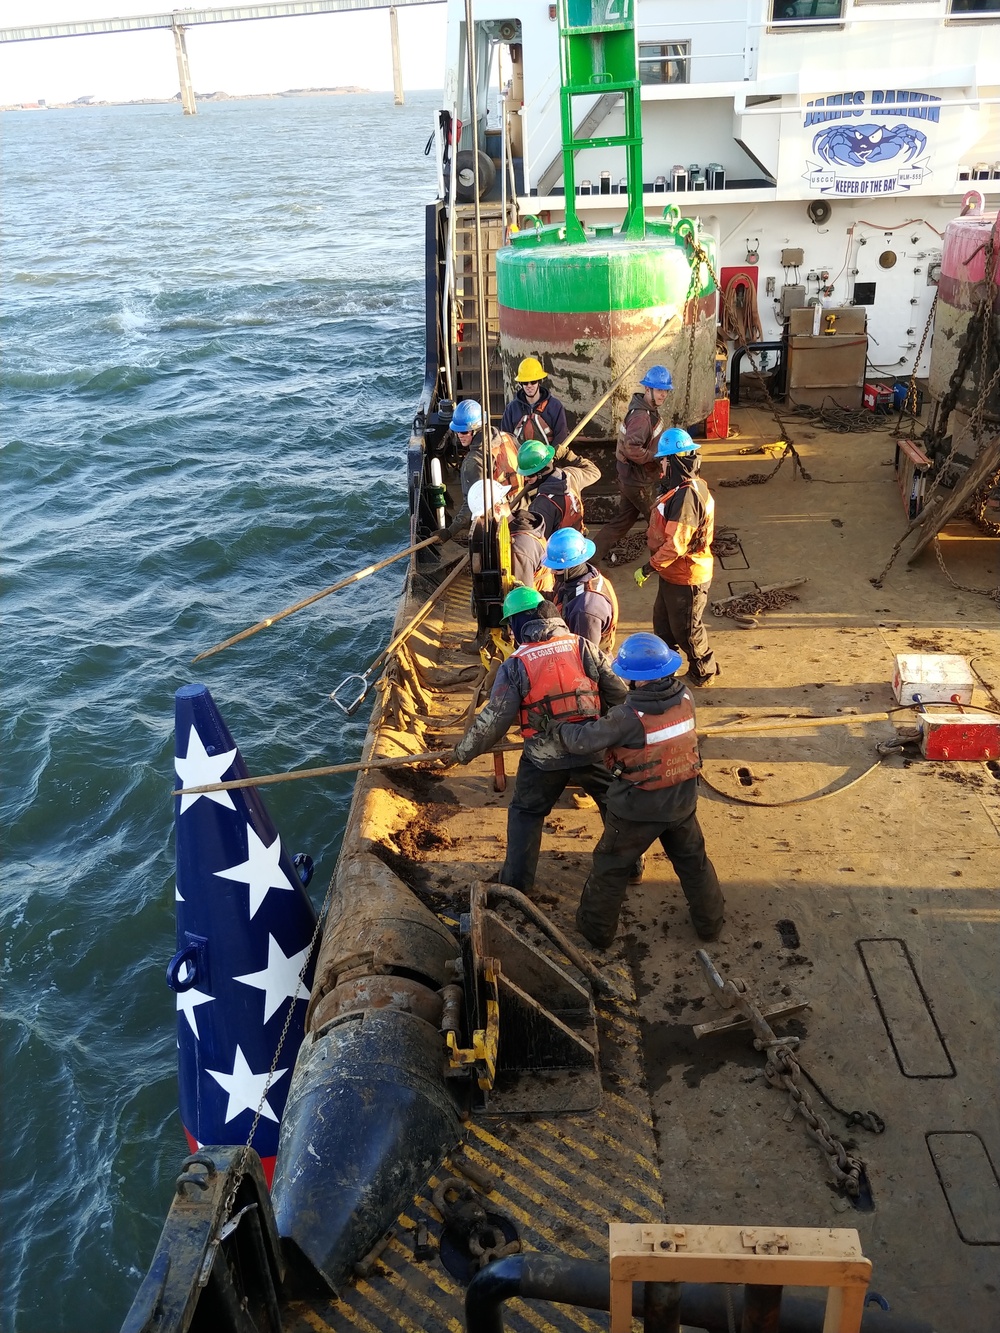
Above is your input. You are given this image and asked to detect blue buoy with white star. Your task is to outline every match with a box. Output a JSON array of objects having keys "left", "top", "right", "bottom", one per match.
[{"left": 168, "top": 683, "right": 317, "bottom": 1187}]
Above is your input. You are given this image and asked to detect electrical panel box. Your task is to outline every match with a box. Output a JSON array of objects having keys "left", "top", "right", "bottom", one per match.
[
  {"left": 781, "top": 247, "right": 804, "bottom": 266},
  {"left": 780, "top": 284, "right": 807, "bottom": 317}
]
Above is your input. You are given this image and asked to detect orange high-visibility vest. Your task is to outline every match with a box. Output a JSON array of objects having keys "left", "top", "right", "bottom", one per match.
[
  {"left": 514, "top": 634, "right": 600, "bottom": 738},
  {"left": 606, "top": 696, "right": 700, "bottom": 789}
]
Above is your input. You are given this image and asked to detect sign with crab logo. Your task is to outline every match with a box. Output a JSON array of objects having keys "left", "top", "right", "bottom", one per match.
[{"left": 801, "top": 90, "right": 938, "bottom": 196}]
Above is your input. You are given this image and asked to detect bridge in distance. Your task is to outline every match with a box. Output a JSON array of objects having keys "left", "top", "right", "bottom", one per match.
[{"left": 0, "top": 0, "right": 446, "bottom": 112}]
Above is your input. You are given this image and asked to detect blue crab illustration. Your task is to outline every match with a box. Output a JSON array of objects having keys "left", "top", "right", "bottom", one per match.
[{"left": 812, "top": 122, "right": 927, "bottom": 168}]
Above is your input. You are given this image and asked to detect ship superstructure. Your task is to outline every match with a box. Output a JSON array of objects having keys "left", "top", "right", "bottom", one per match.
[{"left": 440, "top": 0, "right": 999, "bottom": 384}]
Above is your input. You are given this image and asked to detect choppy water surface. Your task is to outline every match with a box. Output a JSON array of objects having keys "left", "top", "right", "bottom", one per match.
[{"left": 2, "top": 92, "right": 438, "bottom": 1333}]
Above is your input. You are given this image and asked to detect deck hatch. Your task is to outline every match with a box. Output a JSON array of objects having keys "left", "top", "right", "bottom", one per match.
[
  {"left": 927, "top": 1132, "right": 1000, "bottom": 1245},
  {"left": 856, "top": 938, "right": 955, "bottom": 1078}
]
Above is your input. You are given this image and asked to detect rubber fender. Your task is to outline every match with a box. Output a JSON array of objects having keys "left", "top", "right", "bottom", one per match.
[
  {"left": 271, "top": 1006, "right": 461, "bottom": 1292},
  {"left": 455, "top": 150, "right": 496, "bottom": 202}
]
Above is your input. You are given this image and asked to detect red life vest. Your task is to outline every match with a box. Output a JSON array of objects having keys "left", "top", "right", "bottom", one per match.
[
  {"left": 606, "top": 695, "right": 700, "bottom": 789},
  {"left": 553, "top": 570, "right": 619, "bottom": 652},
  {"left": 514, "top": 398, "right": 553, "bottom": 446},
  {"left": 514, "top": 633, "right": 601, "bottom": 738}
]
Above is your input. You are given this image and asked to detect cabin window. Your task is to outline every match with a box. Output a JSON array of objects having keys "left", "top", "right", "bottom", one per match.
[
  {"left": 770, "top": 0, "right": 844, "bottom": 21},
  {"left": 949, "top": 0, "right": 1000, "bottom": 13},
  {"left": 638, "top": 42, "right": 690, "bottom": 85}
]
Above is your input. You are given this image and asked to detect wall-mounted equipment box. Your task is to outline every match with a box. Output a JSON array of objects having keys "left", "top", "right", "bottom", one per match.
[
  {"left": 781, "top": 247, "right": 804, "bottom": 266},
  {"left": 780, "top": 284, "right": 807, "bottom": 317}
]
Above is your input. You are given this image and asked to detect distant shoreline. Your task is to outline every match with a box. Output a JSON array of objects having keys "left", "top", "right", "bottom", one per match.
[{"left": 1, "top": 87, "right": 375, "bottom": 112}]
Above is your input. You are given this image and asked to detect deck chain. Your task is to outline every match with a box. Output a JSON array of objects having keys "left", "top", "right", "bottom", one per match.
[
  {"left": 932, "top": 533, "right": 1000, "bottom": 605},
  {"left": 764, "top": 1046, "right": 865, "bottom": 1197},
  {"left": 711, "top": 588, "right": 800, "bottom": 619}
]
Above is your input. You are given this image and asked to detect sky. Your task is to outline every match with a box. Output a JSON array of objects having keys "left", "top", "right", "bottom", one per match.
[{"left": 0, "top": 0, "right": 448, "bottom": 103}]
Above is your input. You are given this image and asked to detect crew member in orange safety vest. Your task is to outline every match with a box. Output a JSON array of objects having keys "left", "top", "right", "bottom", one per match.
[
  {"left": 445, "top": 597, "right": 626, "bottom": 894},
  {"left": 554, "top": 632, "right": 724, "bottom": 949},
  {"left": 636, "top": 427, "right": 719, "bottom": 687}
]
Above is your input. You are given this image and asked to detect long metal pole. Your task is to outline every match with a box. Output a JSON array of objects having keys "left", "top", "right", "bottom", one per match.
[{"left": 463, "top": 0, "right": 495, "bottom": 557}]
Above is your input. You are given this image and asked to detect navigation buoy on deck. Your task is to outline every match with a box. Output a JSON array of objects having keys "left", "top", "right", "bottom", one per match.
[
  {"left": 928, "top": 209, "right": 1000, "bottom": 437},
  {"left": 497, "top": 213, "right": 718, "bottom": 435},
  {"left": 168, "top": 683, "right": 317, "bottom": 1188}
]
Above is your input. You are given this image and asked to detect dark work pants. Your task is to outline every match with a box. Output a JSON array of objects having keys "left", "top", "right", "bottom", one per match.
[
  {"left": 577, "top": 808, "right": 724, "bottom": 947},
  {"left": 498, "top": 756, "right": 612, "bottom": 894},
  {"left": 652, "top": 579, "right": 717, "bottom": 680},
  {"left": 593, "top": 478, "right": 654, "bottom": 560}
]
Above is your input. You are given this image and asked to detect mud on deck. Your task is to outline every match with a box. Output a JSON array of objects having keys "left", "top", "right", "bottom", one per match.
[{"left": 292, "top": 409, "right": 999, "bottom": 1333}]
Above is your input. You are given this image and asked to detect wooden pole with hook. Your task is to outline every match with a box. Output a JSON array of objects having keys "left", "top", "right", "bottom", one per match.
[{"left": 191, "top": 533, "right": 443, "bottom": 664}]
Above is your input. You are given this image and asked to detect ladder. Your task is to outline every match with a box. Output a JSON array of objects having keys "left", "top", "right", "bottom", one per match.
[{"left": 451, "top": 203, "right": 507, "bottom": 426}]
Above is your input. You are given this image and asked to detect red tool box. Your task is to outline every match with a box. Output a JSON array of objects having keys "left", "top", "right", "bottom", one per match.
[
  {"left": 918, "top": 712, "right": 1000, "bottom": 761},
  {"left": 863, "top": 382, "right": 893, "bottom": 413}
]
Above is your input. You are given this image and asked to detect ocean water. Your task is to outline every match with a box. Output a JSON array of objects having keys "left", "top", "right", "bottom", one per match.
[{"left": 2, "top": 92, "right": 439, "bottom": 1333}]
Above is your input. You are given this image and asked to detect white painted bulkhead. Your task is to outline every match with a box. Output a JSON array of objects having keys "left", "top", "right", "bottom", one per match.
[{"left": 440, "top": 0, "right": 999, "bottom": 380}]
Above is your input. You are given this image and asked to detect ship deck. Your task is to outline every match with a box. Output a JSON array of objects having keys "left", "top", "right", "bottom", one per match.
[{"left": 288, "top": 408, "right": 999, "bottom": 1333}]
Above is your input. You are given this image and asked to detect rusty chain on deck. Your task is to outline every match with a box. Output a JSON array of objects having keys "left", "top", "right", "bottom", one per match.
[
  {"left": 711, "top": 588, "right": 801, "bottom": 619},
  {"left": 696, "top": 951, "right": 877, "bottom": 1200},
  {"left": 763, "top": 1047, "right": 866, "bottom": 1197}
]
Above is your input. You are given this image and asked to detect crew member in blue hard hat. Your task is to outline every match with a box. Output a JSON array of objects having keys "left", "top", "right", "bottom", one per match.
[
  {"left": 515, "top": 440, "right": 601, "bottom": 540},
  {"left": 543, "top": 528, "right": 619, "bottom": 653},
  {"left": 444, "top": 594, "right": 627, "bottom": 895},
  {"left": 593, "top": 364, "right": 674, "bottom": 563},
  {"left": 635, "top": 427, "right": 719, "bottom": 687},
  {"left": 443, "top": 399, "right": 522, "bottom": 543},
  {"left": 553, "top": 632, "right": 724, "bottom": 949}
]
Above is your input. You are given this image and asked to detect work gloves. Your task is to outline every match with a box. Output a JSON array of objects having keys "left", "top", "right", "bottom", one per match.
[{"left": 634, "top": 563, "right": 653, "bottom": 588}]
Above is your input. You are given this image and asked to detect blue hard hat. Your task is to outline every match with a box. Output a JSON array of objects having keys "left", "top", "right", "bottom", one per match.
[
  {"left": 640, "top": 365, "right": 673, "bottom": 391},
  {"left": 656, "top": 427, "right": 698, "bottom": 457},
  {"left": 452, "top": 399, "right": 483, "bottom": 432},
  {"left": 612, "top": 633, "right": 683, "bottom": 681},
  {"left": 543, "top": 528, "right": 597, "bottom": 570}
]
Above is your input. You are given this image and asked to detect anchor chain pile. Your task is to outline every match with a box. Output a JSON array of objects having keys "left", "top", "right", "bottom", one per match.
[{"left": 711, "top": 588, "right": 800, "bottom": 619}]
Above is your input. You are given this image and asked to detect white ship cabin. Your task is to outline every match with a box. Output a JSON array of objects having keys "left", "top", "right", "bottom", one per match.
[{"left": 442, "top": 0, "right": 1000, "bottom": 374}]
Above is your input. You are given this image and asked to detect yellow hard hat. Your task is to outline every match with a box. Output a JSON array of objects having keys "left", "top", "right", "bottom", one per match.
[{"left": 515, "top": 356, "right": 546, "bottom": 383}]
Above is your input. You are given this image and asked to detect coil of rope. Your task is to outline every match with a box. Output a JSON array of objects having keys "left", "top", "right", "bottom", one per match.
[{"left": 720, "top": 271, "right": 763, "bottom": 346}]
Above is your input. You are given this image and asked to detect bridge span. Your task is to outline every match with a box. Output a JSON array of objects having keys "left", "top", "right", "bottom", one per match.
[{"left": 0, "top": 0, "right": 445, "bottom": 112}]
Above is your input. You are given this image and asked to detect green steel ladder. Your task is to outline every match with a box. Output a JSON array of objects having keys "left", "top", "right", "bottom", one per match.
[{"left": 557, "top": 0, "right": 645, "bottom": 242}]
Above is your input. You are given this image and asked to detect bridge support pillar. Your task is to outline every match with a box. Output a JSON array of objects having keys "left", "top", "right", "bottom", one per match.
[
  {"left": 172, "top": 20, "right": 197, "bottom": 115},
  {"left": 389, "top": 6, "right": 404, "bottom": 106}
]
